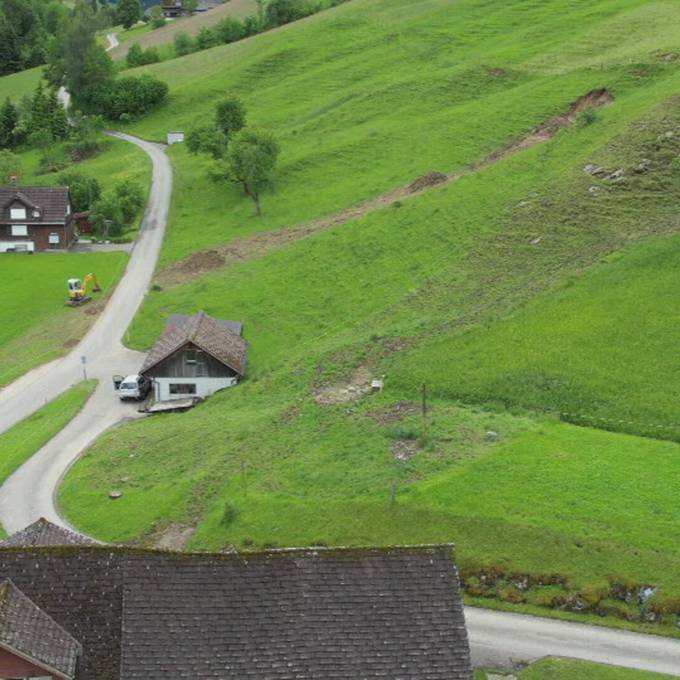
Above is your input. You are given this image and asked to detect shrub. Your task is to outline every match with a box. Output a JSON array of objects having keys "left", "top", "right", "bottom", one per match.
[
  {"left": 127, "top": 43, "right": 161, "bottom": 67},
  {"left": 37, "top": 145, "right": 68, "bottom": 174},
  {"left": 186, "top": 125, "right": 227, "bottom": 159},
  {"left": 578, "top": 107, "right": 598, "bottom": 127},
  {"left": 90, "top": 194, "right": 125, "bottom": 237},
  {"left": 174, "top": 31, "right": 195, "bottom": 56},
  {"left": 221, "top": 503, "right": 239, "bottom": 526},
  {"left": 196, "top": 27, "right": 218, "bottom": 50},
  {"left": 265, "top": 0, "right": 315, "bottom": 27},
  {"left": 215, "top": 16, "right": 244, "bottom": 43},
  {"left": 497, "top": 585, "right": 526, "bottom": 604},
  {"left": 105, "top": 75, "right": 168, "bottom": 119},
  {"left": 114, "top": 179, "right": 146, "bottom": 224},
  {"left": 59, "top": 170, "right": 102, "bottom": 212},
  {"left": 148, "top": 4, "right": 166, "bottom": 28}
]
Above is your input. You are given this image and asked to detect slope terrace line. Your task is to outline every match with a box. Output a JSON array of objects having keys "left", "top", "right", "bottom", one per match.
[{"left": 159, "top": 88, "right": 613, "bottom": 288}]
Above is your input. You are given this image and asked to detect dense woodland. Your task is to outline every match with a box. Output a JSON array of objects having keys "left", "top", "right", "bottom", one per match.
[{"left": 0, "top": 0, "right": 119, "bottom": 76}]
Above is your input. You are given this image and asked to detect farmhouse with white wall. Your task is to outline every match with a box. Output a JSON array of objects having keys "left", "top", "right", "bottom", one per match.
[{"left": 141, "top": 312, "right": 247, "bottom": 403}]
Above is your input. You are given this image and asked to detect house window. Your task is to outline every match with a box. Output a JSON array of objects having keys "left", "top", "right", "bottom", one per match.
[
  {"left": 169, "top": 383, "right": 196, "bottom": 395},
  {"left": 185, "top": 349, "right": 197, "bottom": 363},
  {"left": 10, "top": 207, "right": 26, "bottom": 220},
  {"left": 11, "top": 224, "right": 27, "bottom": 236}
]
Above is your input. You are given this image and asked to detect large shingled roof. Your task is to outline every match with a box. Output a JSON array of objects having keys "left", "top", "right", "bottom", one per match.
[
  {"left": 0, "top": 186, "right": 70, "bottom": 224},
  {"left": 0, "top": 579, "right": 81, "bottom": 679},
  {"left": 141, "top": 311, "right": 248, "bottom": 376},
  {"left": 0, "top": 542, "right": 472, "bottom": 680}
]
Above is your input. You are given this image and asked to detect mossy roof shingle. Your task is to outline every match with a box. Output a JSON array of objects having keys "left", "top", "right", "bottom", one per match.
[{"left": 0, "top": 543, "right": 472, "bottom": 680}]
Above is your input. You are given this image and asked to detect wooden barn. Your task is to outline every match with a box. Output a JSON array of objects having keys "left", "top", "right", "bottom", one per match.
[{"left": 141, "top": 311, "right": 247, "bottom": 402}]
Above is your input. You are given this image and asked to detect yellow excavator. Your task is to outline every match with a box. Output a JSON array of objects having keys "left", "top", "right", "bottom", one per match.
[{"left": 66, "top": 273, "right": 102, "bottom": 307}]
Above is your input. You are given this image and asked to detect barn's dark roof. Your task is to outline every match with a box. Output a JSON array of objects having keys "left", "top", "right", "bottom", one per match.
[
  {"left": 0, "top": 542, "right": 472, "bottom": 680},
  {"left": 141, "top": 311, "right": 248, "bottom": 376},
  {"left": 0, "top": 186, "right": 70, "bottom": 224},
  {"left": 167, "top": 313, "right": 243, "bottom": 336},
  {"left": 0, "top": 518, "right": 96, "bottom": 548},
  {"left": 0, "top": 579, "right": 81, "bottom": 679}
]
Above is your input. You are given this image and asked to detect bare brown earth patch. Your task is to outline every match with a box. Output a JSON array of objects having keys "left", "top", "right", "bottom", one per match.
[
  {"left": 486, "top": 67, "right": 507, "bottom": 77},
  {"left": 314, "top": 366, "right": 373, "bottom": 405},
  {"left": 369, "top": 401, "right": 421, "bottom": 424},
  {"left": 158, "top": 89, "right": 614, "bottom": 288},
  {"left": 392, "top": 439, "right": 420, "bottom": 462},
  {"left": 142, "top": 523, "right": 196, "bottom": 550}
]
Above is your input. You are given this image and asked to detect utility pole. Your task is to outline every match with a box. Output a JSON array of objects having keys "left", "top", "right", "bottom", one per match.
[{"left": 421, "top": 383, "right": 428, "bottom": 443}]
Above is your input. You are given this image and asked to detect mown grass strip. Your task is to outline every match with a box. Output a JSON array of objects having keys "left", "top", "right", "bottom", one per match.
[{"left": 0, "top": 380, "right": 96, "bottom": 490}]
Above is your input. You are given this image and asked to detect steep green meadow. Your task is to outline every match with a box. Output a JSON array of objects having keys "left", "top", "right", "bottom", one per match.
[{"left": 58, "top": 0, "right": 680, "bottom": 628}]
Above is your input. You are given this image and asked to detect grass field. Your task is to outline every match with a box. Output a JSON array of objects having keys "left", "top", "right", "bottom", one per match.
[
  {"left": 0, "top": 66, "right": 44, "bottom": 104},
  {"left": 0, "top": 254, "right": 127, "bottom": 386},
  {"left": 109, "top": 0, "right": 257, "bottom": 59},
  {"left": 56, "top": 0, "right": 680, "bottom": 629},
  {"left": 476, "top": 658, "right": 677, "bottom": 680},
  {"left": 0, "top": 381, "right": 95, "bottom": 536}
]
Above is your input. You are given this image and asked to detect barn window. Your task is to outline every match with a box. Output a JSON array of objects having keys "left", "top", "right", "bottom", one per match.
[
  {"left": 169, "top": 383, "right": 196, "bottom": 395},
  {"left": 11, "top": 224, "right": 27, "bottom": 236},
  {"left": 10, "top": 207, "right": 26, "bottom": 220},
  {"left": 185, "top": 349, "right": 197, "bottom": 363}
]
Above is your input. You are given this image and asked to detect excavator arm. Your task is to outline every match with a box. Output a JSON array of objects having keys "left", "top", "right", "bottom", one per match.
[{"left": 81, "top": 273, "right": 102, "bottom": 296}]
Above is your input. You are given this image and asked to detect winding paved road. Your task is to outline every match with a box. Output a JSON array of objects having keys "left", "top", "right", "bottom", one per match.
[
  {"left": 0, "top": 132, "right": 171, "bottom": 533},
  {"left": 467, "top": 606, "right": 680, "bottom": 675}
]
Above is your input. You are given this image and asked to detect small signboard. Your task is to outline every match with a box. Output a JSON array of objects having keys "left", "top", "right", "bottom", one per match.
[
  {"left": 48, "top": 232, "right": 60, "bottom": 245},
  {"left": 167, "top": 131, "right": 185, "bottom": 145}
]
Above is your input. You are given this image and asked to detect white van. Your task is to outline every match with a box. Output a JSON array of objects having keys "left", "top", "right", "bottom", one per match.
[{"left": 118, "top": 374, "right": 152, "bottom": 401}]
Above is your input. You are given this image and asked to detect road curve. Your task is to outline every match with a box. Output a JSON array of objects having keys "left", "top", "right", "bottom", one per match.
[
  {"left": 106, "top": 32, "right": 119, "bottom": 51},
  {"left": 0, "top": 132, "right": 171, "bottom": 533},
  {"left": 466, "top": 606, "right": 680, "bottom": 675}
]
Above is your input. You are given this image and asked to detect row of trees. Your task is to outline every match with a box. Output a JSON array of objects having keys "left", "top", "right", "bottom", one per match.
[
  {"left": 169, "top": 0, "right": 349, "bottom": 61},
  {"left": 187, "top": 96, "right": 279, "bottom": 215}
]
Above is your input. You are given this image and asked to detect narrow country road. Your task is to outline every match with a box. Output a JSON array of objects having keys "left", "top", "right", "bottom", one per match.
[
  {"left": 466, "top": 606, "right": 680, "bottom": 675},
  {"left": 0, "top": 132, "right": 171, "bottom": 534},
  {"left": 106, "top": 32, "right": 119, "bottom": 51}
]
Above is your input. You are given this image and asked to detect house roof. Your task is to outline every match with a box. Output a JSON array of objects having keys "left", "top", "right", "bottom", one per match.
[
  {"left": 0, "top": 541, "right": 472, "bottom": 680},
  {"left": 0, "top": 186, "right": 70, "bottom": 224},
  {"left": 141, "top": 311, "right": 248, "bottom": 376},
  {"left": 0, "top": 518, "right": 96, "bottom": 548},
  {"left": 167, "top": 313, "right": 243, "bottom": 337},
  {"left": 0, "top": 579, "right": 81, "bottom": 679}
]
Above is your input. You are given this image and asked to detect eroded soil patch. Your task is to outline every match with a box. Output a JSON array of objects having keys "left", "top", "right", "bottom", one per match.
[{"left": 159, "top": 89, "right": 614, "bottom": 288}]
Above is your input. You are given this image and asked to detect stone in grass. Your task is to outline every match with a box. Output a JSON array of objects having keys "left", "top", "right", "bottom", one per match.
[
  {"left": 485, "top": 431, "right": 499, "bottom": 441},
  {"left": 583, "top": 163, "right": 603, "bottom": 175},
  {"left": 487, "top": 675, "right": 517, "bottom": 680},
  {"left": 109, "top": 491, "right": 123, "bottom": 500}
]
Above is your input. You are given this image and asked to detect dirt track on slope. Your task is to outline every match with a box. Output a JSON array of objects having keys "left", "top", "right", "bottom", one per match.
[{"left": 157, "top": 89, "right": 614, "bottom": 288}]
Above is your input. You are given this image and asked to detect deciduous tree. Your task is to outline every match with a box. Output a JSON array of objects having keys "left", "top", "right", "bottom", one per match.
[{"left": 225, "top": 129, "right": 279, "bottom": 215}]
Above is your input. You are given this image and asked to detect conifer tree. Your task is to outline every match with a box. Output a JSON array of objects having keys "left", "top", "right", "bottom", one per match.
[{"left": 0, "top": 98, "right": 18, "bottom": 149}]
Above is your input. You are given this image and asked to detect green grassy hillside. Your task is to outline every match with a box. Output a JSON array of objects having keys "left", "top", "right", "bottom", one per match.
[
  {"left": 0, "top": 66, "right": 44, "bottom": 103},
  {"left": 58, "top": 0, "right": 680, "bottom": 629}
]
